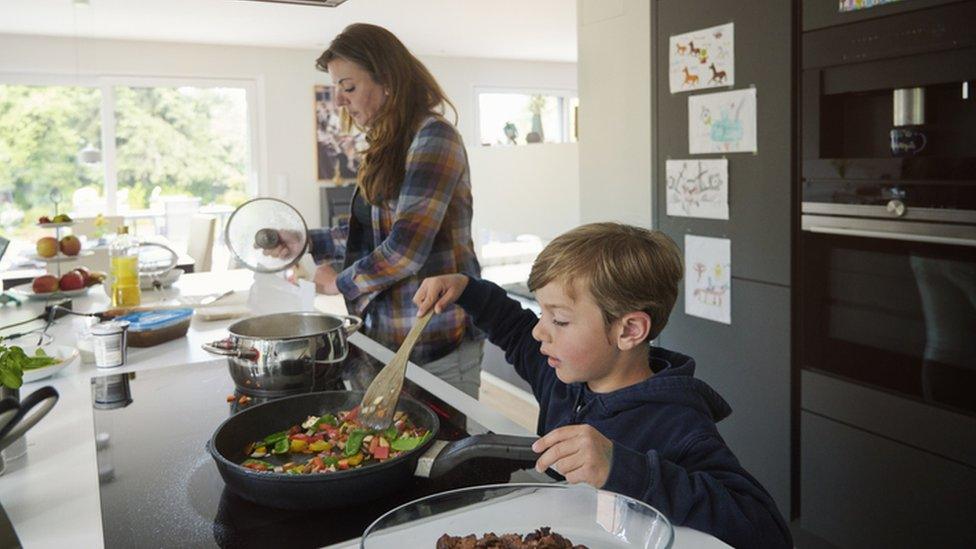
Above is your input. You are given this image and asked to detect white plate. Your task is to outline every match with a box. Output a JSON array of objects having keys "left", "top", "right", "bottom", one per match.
[
  {"left": 19, "top": 344, "right": 79, "bottom": 383},
  {"left": 36, "top": 221, "right": 75, "bottom": 228},
  {"left": 8, "top": 283, "right": 90, "bottom": 301},
  {"left": 29, "top": 250, "right": 93, "bottom": 263}
]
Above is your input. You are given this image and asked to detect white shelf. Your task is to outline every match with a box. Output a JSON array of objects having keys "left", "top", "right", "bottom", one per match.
[{"left": 30, "top": 250, "right": 94, "bottom": 263}]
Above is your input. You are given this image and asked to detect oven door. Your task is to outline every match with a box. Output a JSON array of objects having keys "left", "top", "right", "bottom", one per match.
[{"left": 799, "top": 212, "right": 976, "bottom": 416}]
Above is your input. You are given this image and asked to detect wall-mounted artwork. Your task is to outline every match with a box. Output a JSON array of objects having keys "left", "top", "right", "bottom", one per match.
[
  {"left": 689, "top": 88, "right": 757, "bottom": 154},
  {"left": 315, "top": 85, "right": 364, "bottom": 184},
  {"left": 839, "top": 0, "right": 903, "bottom": 11},
  {"left": 666, "top": 159, "right": 729, "bottom": 220},
  {"left": 685, "top": 234, "right": 731, "bottom": 325},
  {"left": 669, "top": 22, "right": 734, "bottom": 94}
]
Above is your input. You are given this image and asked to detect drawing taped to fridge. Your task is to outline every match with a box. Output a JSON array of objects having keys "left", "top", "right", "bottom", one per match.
[
  {"left": 689, "top": 88, "right": 757, "bottom": 154},
  {"left": 669, "top": 22, "right": 734, "bottom": 94},
  {"left": 666, "top": 159, "right": 729, "bottom": 220},
  {"left": 685, "top": 235, "right": 731, "bottom": 325}
]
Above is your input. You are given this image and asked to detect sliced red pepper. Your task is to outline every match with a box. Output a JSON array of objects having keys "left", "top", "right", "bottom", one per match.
[
  {"left": 368, "top": 436, "right": 380, "bottom": 455},
  {"left": 373, "top": 445, "right": 389, "bottom": 460},
  {"left": 345, "top": 406, "right": 360, "bottom": 421},
  {"left": 289, "top": 433, "right": 311, "bottom": 441}
]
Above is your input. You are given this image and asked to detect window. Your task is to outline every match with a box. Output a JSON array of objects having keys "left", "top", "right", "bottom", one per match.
[
  {"left": 0, "top": 76, "right": 257, "bottom": 267},
  {"left": 0, "top": 85, "right": 102, "bottom": 244},
  {"left": 477, "top": 89, "right": 578, "bottom": 146}
]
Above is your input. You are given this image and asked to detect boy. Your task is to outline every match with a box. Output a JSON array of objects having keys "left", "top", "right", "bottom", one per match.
[{"left": 414, "top": 222, "right": 792, "bottom": 549}]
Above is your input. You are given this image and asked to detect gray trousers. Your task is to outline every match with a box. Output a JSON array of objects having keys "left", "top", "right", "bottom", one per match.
[{"left": 421, "top": 339, "right": 484, "bottom": 399}]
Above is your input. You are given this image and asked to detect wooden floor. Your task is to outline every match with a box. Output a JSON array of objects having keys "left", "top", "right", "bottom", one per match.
[{"left": 478, "top": 372, "right": 539, "bottom": 432}]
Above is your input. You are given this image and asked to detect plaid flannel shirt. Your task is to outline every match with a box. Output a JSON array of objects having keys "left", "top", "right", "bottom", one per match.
[{"left": 308, "top": 115, "right": 482, "bottom": 364}]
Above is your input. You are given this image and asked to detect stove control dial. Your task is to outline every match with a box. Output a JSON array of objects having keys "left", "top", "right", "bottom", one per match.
[{"left": 886, "top": 199, "right": 906, "bottom": 218}]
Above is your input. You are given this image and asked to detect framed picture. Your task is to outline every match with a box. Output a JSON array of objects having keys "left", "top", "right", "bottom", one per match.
[{"left": 314, "top": 85, "right": 364, "bottom": 184}]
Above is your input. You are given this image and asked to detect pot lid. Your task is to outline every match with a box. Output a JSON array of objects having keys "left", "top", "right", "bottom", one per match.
[
  {"left": 136, "top": 243, "right": 178, "bottom": 277},
  {"left": 224, "top": 198, "right": 309, "bottom": 273}
]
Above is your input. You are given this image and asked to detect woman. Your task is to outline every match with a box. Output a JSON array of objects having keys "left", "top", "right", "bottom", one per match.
[{"left": 278, "top": 23, "right": 483, "bottom": 397}]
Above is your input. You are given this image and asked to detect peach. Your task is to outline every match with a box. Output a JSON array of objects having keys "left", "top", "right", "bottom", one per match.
[{"left": 36, "top": 237, "right": 58, "bottom": 258}]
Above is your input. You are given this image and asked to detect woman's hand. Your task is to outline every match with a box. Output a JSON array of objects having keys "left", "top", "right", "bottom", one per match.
[
  {"left": 532, "top": 424, "right": 613, "bottom": 488},
  {"left": 413, "top": 274, "right": 469, "bottom": 316},
  {"left": 314, "top": 264, "right": 340, "bottom": 295},
  {"left": 256, "top": 229, "right": 306, "bottom": 260}
]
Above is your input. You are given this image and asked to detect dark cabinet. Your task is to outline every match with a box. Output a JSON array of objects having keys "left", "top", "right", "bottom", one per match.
[
  {"left": 319, "top": 184, "right": 355, "bottom": 228},
  {"left": 652, "top": 0, "right": 795, "bottom": 518}
]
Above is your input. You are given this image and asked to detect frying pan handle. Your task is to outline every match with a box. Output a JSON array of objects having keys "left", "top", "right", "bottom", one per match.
[
  {"left": 422, "top": 434, "right": 539, "bottom": 478},
  {"left": 340, "top": 315, "right": 363, "bottom": 336},
  {"left": 0, "top": 386, "right": 59, "bottom": 452}
]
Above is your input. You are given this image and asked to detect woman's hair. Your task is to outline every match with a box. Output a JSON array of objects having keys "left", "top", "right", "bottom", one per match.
[
  {"left": 528, "top": 223, "right": 683, "bottom": 342},
  {"left": 317, "top": 23, "right": 457, "bottom": 204}
]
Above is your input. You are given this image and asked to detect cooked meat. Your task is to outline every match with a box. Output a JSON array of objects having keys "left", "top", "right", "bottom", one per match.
[{"left": 435, "top": 527, "right": 587, "bottom": 549}]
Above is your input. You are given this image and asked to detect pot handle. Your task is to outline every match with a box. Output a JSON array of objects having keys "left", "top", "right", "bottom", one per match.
[
  {"left": 340, "top": 315, "right": 363, "bottom": 336},
  {"left": 418, "top": 434, "right": 539, "bottom": 478},
  {"left": 201, "top": 339, "right": 258, "bottom": 360}
]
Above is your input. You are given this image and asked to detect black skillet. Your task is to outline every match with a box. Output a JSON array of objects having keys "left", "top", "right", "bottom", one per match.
[{"left": 207, "top": 390, "right": 539, "bottom": 510}]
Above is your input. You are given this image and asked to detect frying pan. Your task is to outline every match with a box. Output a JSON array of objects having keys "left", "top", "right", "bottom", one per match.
[
  {"left": 0, "top": 398, "right": 18, "bottom": 437},
  {"left": 0, "top": 386, "right": 59, "bottom": 453},
  {"left": 208, "top": 391, "right": 538, "bottom": 510}
]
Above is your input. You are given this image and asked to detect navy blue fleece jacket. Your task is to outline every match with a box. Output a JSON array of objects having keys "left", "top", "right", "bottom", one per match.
[{"left": 457, "top": 278, "right": 792, "bottom": 549}]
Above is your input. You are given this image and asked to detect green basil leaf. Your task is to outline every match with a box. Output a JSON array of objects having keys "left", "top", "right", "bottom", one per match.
[
  {"left": 273, "top": 437, "right": 290, "bottom": 455},
  {"left": 263, "top": 430, "right": 288, "bottom": 445},
  {"left": 390, "top": 432, "right": 432, "bottom": 452},
  {"left": 344, "top": 429, "right": 367, "bottom": 457}
]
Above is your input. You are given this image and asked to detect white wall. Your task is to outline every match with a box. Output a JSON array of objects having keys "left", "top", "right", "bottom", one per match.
[
  {"left": 421, "top": 56, "right": 580, "bottom": 244},
  {"left": 468, "top": 143, "right": 579, "bottom": 243},
  {"left": 576, "top": 0, "right": 652, "bottom": 226},
  {"left": 0, "top": 33, "right": 578, "bottom": 243}
]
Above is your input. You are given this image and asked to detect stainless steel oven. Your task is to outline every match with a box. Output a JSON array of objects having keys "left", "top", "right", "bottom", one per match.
[{"left": 799, "top": 159, "right": 976, "bottom": 416}]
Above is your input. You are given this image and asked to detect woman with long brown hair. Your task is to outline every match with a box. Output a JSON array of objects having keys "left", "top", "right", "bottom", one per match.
[{"left": 277, "top": 23, "right": 483, "bottom": 397}]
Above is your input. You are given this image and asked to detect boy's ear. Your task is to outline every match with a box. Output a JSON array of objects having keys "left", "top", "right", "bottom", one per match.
[{"left": 615, "top": 312, "right": 652, "bottom": 350}]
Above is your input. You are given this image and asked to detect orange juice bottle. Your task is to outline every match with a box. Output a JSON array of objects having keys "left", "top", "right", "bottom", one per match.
[{"left": 109, "top": 226, "right": 141, "bottom": 307}]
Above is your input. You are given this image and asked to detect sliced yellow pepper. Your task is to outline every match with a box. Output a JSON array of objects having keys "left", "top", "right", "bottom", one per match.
[
  {"left": 346, "top": 452, "right": 364, "bottom": 466},
  {"left": 289, "top": 439, "right": 309, "bottom": 453},
  {"left": 308, "top": 440, "right": 332, "bottom": 453}
]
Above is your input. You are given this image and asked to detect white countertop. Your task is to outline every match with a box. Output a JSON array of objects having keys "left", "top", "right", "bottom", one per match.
[{"left": 0, "top": 270, "right": 728, "bottom": 549}]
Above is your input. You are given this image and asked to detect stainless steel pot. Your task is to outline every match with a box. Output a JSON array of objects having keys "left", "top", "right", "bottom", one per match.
[{"left": 202, "top": 312, "right": 362, "bottom": 397}]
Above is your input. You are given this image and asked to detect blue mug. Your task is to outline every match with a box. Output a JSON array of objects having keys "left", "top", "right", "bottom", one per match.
[{"left": 890, "top": 128, "right": 927, "bottom": 156}]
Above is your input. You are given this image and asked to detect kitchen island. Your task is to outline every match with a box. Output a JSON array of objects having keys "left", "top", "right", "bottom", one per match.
[{"left": 0, "top": 270, "right": 727, "bottom": 548}]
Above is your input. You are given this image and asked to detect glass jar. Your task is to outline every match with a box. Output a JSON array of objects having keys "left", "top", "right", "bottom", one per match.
[{"left": 109, "top": 226, "right": 141, "bottom": 307}]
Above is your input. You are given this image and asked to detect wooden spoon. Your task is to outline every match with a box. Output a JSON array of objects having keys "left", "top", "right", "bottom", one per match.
[{"left": 358, "top": 311, "right": 433, "bottom": 431}]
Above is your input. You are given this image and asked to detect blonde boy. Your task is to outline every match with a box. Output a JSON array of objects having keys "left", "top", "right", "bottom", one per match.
[{"left": 414, "top": 222, "right": 791, "bottom": 549}]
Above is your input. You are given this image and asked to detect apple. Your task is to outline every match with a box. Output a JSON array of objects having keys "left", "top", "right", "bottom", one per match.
[
  {"left": 59, "top": 235, "right": 81, "bottom": 256},
  {"left": 59, "top": 271, "right": 85, "bottom": 291},
  {"left": 36, "top": 237, "right": 58, "bottom": 258},
  {"left": 32, "top": 275, "right": 59, "bottom": 294},
  {"left": 38, "top": 215, "right": 51, "bottom": 224}
]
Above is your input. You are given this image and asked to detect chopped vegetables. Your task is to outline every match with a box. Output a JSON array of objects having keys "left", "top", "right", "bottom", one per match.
[{"left": 240, "top": 408, "right": 430, "bottom": 475}]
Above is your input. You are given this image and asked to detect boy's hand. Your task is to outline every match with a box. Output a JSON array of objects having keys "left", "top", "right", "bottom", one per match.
[
  {"left": 532, "top": 424, "right": 613, "bottom": 488},
  {"left": 413, "top": 274, "right": 469, "bottom": 316}
]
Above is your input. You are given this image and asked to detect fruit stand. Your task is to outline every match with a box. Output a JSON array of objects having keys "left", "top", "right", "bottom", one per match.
[{"left": 16, "top": 192, "right": 105, "bottom": 301}]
